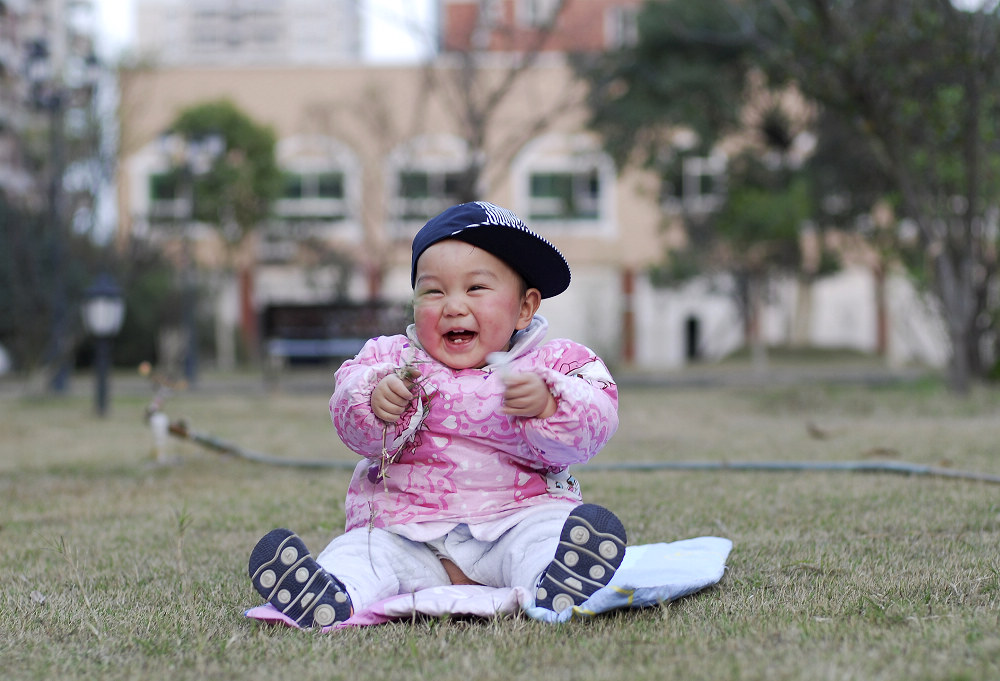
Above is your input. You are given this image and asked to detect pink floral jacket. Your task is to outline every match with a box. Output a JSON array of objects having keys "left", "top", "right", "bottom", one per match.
[{"left": 329, "top": 317, "right": 619, "bottom": 533}]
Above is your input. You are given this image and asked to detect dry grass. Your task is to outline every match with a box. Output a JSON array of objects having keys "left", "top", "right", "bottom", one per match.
[{"left": 1, "top": 369, "right": 999, "bottom": 680}]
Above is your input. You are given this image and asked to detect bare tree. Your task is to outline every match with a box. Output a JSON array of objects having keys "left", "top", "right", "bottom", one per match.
[{"left": 301, "top": 0, "right": 594, "bottom": 298}]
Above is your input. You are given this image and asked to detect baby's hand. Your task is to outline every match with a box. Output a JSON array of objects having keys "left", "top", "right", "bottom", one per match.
[
  {"left": 372, "top": 370, "right": 421, "bottom": 423},
  {"left": 501, "top": 372, "right": 557, "bottom": 419}
]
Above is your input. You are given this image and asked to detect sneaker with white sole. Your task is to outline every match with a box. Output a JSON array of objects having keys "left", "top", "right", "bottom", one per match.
[
  {"left": 248, "top": 528, "right": 352, "bottom": 628},
  {"left": 534, "top": 504, "right": 627, "bottom": 614}
]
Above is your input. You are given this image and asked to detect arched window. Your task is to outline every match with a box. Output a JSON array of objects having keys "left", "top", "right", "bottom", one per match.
[
  {"left": 274, "top": 135, "right": 359, "bottom": 227},
  {"left": 128, "top": 137, "right": 214, "bottom": 237},
  {"left": 130, "top": 134, "right": 361, "bottom": 242},
  {"left": 386, "top": 135, "right": 471, "bottom": 231},
  {"left": 511, "top": 133, "right": 616, "bottom": 234}
]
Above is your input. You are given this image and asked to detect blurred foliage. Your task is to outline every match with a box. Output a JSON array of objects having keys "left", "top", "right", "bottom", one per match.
[
  {"left": 110, "top": 244, "right": 205, "bottom": 369},
  {"left": 714, "top": 158, "right": 812, "bottom": 268},
  {"left": 648, "top": 247, "right": 703, "bottom": 288},
  {"left": 579, "top": 0, "right": 755, "bottom": 166},
  {"left": 578, "top": 0, "right": 1000, "bottom": 390},
  {"left": 0, "top": 193, "right": 199, "bottom": 373},
  {"left": 0, "top": 197, "right": 61, "bottom": 372},
  {"left": 577, "top": 0, "right": 837, "bottom": 328},
  {"left": 166, "top": 99, "right": 282, "bottom": 245}
]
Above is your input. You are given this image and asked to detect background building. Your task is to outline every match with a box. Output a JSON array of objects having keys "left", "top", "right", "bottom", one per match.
[
  {"left": 115, "top": 0, "right": 949, "bottom": 373},
  {"left": 0, "top": 0, "right": 109, "bottom": 385},
  {"left": 440, "top": 0, "right": 640, "bottom": 52},
  {"left": 118, "top": 57, "right": 666, "bottom": 366},
  {"left": 134, "top": 0, "right": 362, "bottom": 66},
  {"left": 0, "top": 0, "right": 32, "bottom": 199},
  {"left": 1, "top": 0, "right": 103, "bottom": 205}
]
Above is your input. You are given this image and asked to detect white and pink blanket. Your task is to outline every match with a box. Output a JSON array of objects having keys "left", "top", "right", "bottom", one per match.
[{"left": 245, "top": 536, "right": 732, "bottom": 629}]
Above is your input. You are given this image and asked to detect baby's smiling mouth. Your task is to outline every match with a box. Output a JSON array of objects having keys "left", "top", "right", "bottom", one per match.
[{"left": 445, "top": 329, "right": 477, "bottom": 344}]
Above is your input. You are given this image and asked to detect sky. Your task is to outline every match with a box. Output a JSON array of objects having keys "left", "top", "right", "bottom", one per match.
[
  {"left": 92, "top": 0, "right": 436, "bottom": 61},
  {"left": 92, "top": 0, "right": 1000, "bottom": 60}
]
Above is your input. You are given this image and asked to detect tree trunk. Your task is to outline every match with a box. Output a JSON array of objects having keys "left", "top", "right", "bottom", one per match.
[
  {"left": 935, "top": 250, "right": 972, "bottom": 395},
  {"left": 873, "top": 264, "right": 887, "bottom": 357},
  {"left": 239, "top": 264, "right": 257, "bottom": 362},
  {"left": 946, "top": 320, "right": 971, "bottom": 395},
  {"left": 621, "top": 268, "right": 636, "bottom": 365}
]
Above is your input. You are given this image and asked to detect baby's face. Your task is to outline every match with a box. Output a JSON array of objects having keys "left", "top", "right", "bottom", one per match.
[{"left": 412, "top": 239, "right": 539, "bottom": 369}]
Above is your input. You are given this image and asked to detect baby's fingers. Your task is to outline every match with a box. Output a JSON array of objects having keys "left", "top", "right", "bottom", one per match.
[
  {"left": 385, "top": 375, "right": 417, "bottom": 403},
  {"left": 372, "top": 374, "right": 417, "bottom": 422},
  {"left": 502, "top": 372, "right": 544, "bottom": 396},
  {"left": 397, "top": 367, "right": 422, "bottom": 387},
  {"left": 501, "top": 372, "right": 555, "bottom": 418}
]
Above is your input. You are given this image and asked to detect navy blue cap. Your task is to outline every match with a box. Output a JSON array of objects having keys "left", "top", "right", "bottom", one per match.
[{"left": 410, "top": 201, "right": 571, "bottom": 298}]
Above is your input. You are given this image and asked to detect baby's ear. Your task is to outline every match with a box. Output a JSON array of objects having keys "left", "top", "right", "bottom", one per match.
[{"left": 516, "top": 288, "right": 542, "bottom": 330}]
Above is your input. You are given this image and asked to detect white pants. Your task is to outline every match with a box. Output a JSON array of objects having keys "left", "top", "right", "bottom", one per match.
[{"left": 315, "top": 503, "right": 574, "bottom": 610}]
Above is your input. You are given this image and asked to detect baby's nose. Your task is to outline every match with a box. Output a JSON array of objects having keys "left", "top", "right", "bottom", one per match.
[{"left": 442, "top": 296, "right": 468, "bottom": 315}]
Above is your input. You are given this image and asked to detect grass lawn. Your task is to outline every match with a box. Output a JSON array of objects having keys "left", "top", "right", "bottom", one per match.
[{"left": 1, "top": 370, "right": 998, "bottom": 680}]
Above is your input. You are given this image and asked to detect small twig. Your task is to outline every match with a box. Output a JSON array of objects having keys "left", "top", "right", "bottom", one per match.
[
  {"left": 372, "top": 362, "right": 432, "bottom": 491},
  {"left": 378, "top": 423, "right": 393, "bottom": 492}
]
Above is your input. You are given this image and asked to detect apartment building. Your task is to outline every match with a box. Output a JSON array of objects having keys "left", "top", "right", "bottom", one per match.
[
  {"left": 134, "top": 0, "right": 362, "bottom": 66},
  {"left": 0, "top": 0, "right": 30, "bottom": 199},
  {"left": 0, "top": 0, "right": 102, "bottom": 207}
]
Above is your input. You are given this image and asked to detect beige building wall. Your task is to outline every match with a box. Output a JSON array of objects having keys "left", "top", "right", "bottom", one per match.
[
  {"left": 117, "top": 57, "right": 952, "bottom": 371},
  {"left": 117, "top": 57, "right": 669, "bottom": 363}
]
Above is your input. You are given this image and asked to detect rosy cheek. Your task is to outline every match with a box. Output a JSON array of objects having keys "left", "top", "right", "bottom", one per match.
[{"left": 413, "top": 305, "right": 437, "bottom": 333}]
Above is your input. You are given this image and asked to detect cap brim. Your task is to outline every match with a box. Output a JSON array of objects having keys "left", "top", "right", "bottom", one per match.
[{"left": 453, "top": 225, "right": 570, "bottom": 298}]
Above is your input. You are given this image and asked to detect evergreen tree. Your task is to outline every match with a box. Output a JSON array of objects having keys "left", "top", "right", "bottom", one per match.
[{"left": 579, "top": 0, "right": 1000, "bottom": 392}]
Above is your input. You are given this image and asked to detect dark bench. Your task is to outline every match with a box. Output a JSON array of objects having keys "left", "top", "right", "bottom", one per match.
[{"left": 261, "top": 302, "right": 410, "bottom": 382}]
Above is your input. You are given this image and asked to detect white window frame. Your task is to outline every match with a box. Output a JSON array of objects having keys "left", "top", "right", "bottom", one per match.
[
  {"left": 517, "top": 0, "right": 561, "bottom": 27},
  {"left": 527, "top": 168, "right": 601, "bottom": 222},
  {"left": 128, "top": 140, "right": 216, "bottom": 239},
  {"left": 387, "top": 135, "right": 473, "bottom": 233},
  {"left": 660, "top": 151, "right": 727, "bottom": 215},
  {"left": 511, "top": 133, "right": 617, "bottom": 236},
  {"left": 274, "top": 136, "right": 359, "bottom": 222},
  {"left": 275, "top": 169, "right": 347, "bottom": 218},
  {"left": 681, "top": 152, "right": 727, "bottom": 214},
  {"left": 605, "top": 5, "right": 639, "bottom": 49}
]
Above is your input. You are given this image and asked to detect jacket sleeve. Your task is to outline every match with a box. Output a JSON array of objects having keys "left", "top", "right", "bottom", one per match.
[
  {"left": 511, "top": 340, "right": 619, "bottom": 469},
  {"left": 329, "top": 335, "right": 413, "bottom": 458}
]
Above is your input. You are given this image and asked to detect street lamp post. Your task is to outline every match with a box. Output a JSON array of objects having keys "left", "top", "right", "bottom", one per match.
[
  {"left": 81, "top": 274, "right": 125, "bottom": 417},
  {"left": 25, "top": 39, "right": 70, "bottom": 392},
  {"left": 25, "top": 36, "right": 102, "bottom": 393}
]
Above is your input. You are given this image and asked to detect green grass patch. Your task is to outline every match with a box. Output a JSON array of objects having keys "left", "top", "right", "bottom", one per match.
[{"left": 2, "top": 376, "right": 999, "bottom": 680}]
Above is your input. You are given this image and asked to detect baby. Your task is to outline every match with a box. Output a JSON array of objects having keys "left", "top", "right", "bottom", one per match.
[{"left": 249, "top": 201, "right": 626, "bottom": 627}]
